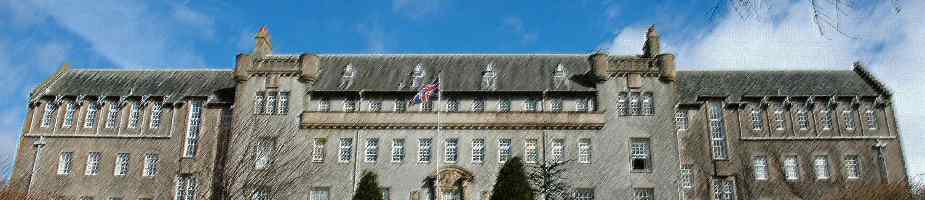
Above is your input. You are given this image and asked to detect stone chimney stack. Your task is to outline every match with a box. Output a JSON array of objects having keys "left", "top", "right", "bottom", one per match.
[
  {"left": 254, "top": 26, "right": 273, "bottom": 57},
  {"left": 642, "top": 25, "right": 660, "bottom": 58}
]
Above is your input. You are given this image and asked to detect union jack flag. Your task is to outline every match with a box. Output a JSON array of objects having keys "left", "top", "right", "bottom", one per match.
[{"left": 411, "top": 79, "right": 439, "bottom": 104}]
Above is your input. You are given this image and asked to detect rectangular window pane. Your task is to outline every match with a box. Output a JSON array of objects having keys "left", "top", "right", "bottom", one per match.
[
  {"left": 753, "top": 156, "right": 768, "bottom": 180},
  {"left": 551, "top": 139, "right": 564, "bottom": 163},
  {"left": 445, "top": 138, "right": 458, "bottom": 163},
  {"left": 254, "top": 92, "right": 265, "bottom": 114},
  {"left": 278, "top": 92, "right": 289, "bottom": 114},
  {"left": 814, "top": 155, "right": 830, "bottom": 179},
  {"left": 265, "top": 92, "right": 277, "bottom": 114},
  {"left": 339, "top": 138, "right": 353, "bottom": 162},
  {"left": 105, "top": 103, "right": 120, "bottom": 128},
  {"left": 365, "top": 138, "right": 379, "bottom": 163},
  {"left": 709, "top": 102, "right": 728, "bottom": 160},
  {"left": 845, "top": 155, "right": 861, "bottom": 179},
  {"left": 86, "top": 152, "right": 101, "bottom": 176},
  {"left": 633, "top": 188, "right": 653, "bottom": 200},
  {"left": 578, "top": 138, "right": 592, "bottom": 164},
  {"left": 783, "top": 156, "right": 800, "bottom": 181},
  {"left": 310, "top": 189, "right": 329, "bottom": 200},
  {"left": 418, "top": 138, "right": 432, "bottom": 163},
  {"left": 498, "top": 138, "right": 512, "bottom": 163},
  {"left": 183, "top": 101, "right": 203, "bottom": 158},
  {"left": 575, "top": 188, "right": 594, "bottom": 200},
  {"left": 128, "top": 102, "right": 141, "bottom": 129},
  {"left": 150, "top": 102, "right": 162, "bottom": 129},
  {"left": 392, "top": 139, "right": 405, "bottom": 163},
  {"left": 144, "top": 153, "right": 159, "bottom": 176},
  {"left": 57, "top": 152, "right": 73, "bottom": 175},
  {"left": 41, "top": 103, "right": 56, "bottom": 128},
  {"left": 675, "top": 111, "right": 688, "bottom": 130},
  {"left": 472, "top": 139, "right": 485, "bottom": 163},
  {"left": 63, "top": 103, "right": 76, "bottom": 128},
  {"left": 114, "top": 153, "right": 129, "bottom": 176},
  {"left": 312, "top": 138, "right": 326, "bottom": 163},
  {"left": 631, "top": 138, "right": 650, "bottom": 171},
  {"left": 524, "top": 139, "right": 538, "bottom": 164},
  {"left": 85, "top": 102, "right": 100, "bottom": 128}
]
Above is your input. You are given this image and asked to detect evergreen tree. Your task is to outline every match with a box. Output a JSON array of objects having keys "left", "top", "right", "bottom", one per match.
[
  {"left": 490, "top": 157, "right": 535, "bottom": 200},
  {"left": 353, "top": 170, "right": 384, "bottom": 200}
]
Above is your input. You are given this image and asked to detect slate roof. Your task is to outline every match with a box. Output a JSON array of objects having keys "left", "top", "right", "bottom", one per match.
[
  {"left": 677, "top": 70, "right": 883, "bottom": 103},
  {"left": 35, "top": 69, "right": 236, "bottom": 102},
  {"left": 311, "top": 54, "right": 599, "bottom": 92}
]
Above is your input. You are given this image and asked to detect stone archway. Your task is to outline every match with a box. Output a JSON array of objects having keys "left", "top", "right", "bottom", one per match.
[{"left": 434, "top": 166, "right": 474, "bottom": 200}]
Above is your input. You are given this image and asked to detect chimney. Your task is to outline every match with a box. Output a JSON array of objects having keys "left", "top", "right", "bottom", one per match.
[
  {"left": 254, "top": 26, "right": 273, "bottom": 57},
  {"left": 642, "top": 25, "right": 660, "bottom": 58}
]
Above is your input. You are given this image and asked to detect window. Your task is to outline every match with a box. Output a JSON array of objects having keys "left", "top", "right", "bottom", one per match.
[
  {"left": 472, "top": 98, "right": 485, "bottom": 112},
  {"left": 252, "top": 189, "right": 268, "bottom": 200},
  {"left": 85, "top": 102, "right": 100, "bottom": 128},
  {"left": 365, "top": 138, "right": 379, "bottom": 163},
  {"left": 844, "top": 110, "right": 856, "bottom": 130},
  {"left": 310, "top": 188, "right": 329, "bottom": 200},
  {"left": 338, "top": 138, "right": 353, "bottom": 162},
  {"left": 709, "top": 102, "right": 728, "bottom": 160},
  {"left": 711, "top": 178, "right": 736, "bottom": 200},
  {"left": 175, "top": 175, "right": 198, "bottom": 200},
  {"left": 79, "top": 196, "right": 94, "bottom": 200},
  {"left": 675, "top": 111, "right": 688, "bottom": 130},
  {"left": 340, "top": 64, "right": 355, "bottom": 89},
  {"left": 630, "top": 138, "right": 651, "bottom": 171},
  {"left": 773, "top": 106, "right": 785, "bottom": 130},
  {"left": 551, "top": 139, "right": 565, "bottom": 163},
  {"left": 445, "top": 138, "right": 458, "bottom": 163},
  {"left": 821, "top": 109, "right": 834, "bottom": 130},
  {"left": 814, "top": 155, "right": 830, "bottom": 180},
  {"left": 498, "top": 138, "right": 512, "bottom": 163},
  {"left": 255, "top": 138, "right": 274, "bottom": 170},
  {"left": 553, "top": 64, "right": 568, "bottom": 89},
  {"left": 845, "top": 155, "right": 861, "bottom": 179},
  {"left": 575, "top": 188, "right": 594, "bottom": 200},
  {"left": 418, "top": 138, "right": 432, "bottom": 163},
  {"left": 255, "top": 92, "right": 265, "bottom": 114},
  {"left": 278, "top": 92, "right": 290, "bottom": 114},
  {"left": 783, "top": 156, "right": 800, "bottom": 181},
  {"left": 391, "top": 139, "right": 405, "bottom": 163},
  {"left": 578, "top": 138, "right": 592, "bottom": 164},
  {"left": 680, "top": 164, "right": 693, "bottom": 189},
  {"left": 865, "top": 109, "right": 877, "bottom": 129},
  {"left": 369, "top": 100, "right": 383, "bottom": 112},
  {"left": 183, "top": 101, "right": 203, "bottom": 158},
  {"left": 524, "top": 139, "right": 538, "bottom": 164},
  {"left": 411, "top": 64, "right": 426, "bottom": 88},
  {"left": 128, "top": 102, "right": 141, "bottom": 128},
  {"left": 472, "top": 139, "right": 485, "bottom": 163},
  {"left": 344, "top": 99, "right": 357, "bottom": 112},
  {"left": 150, "top": 102, "right": 162, "bottom": 129},
  {"left": 57, "top": 152, "right": 73, "bottom": 175},
  {"left": 629, "top": 93, "right": 640, "bottom": 115},
  {"left": 633, "top": 188, "right": 654, "bottom": 200},
  {"left": 753, "top": 156, "right": 768, "bottom": 180},
  {"left": 381, "top": 188, "right": 391, "bottom": 200},
  {"left": 63, "top": 102, "right": 76, "bottom": 128},
  {"left": 481, "top": 63, "right": 496, "bottom": 90},
  {"left": 318, "top": 98, "right": 331, "bottom": 112},
  {"left": 797, "top": 108, "right": 809, "bottom": 130},
  {"left": 498, "top": 99, "right": 511, "bottom": 112},
  {"left": 750, "top": 108, "right": 763, "bottom": 131},
  {"left": 393, "top": 98, "right": 406, "bottom": 112},
  {"left": 551, "top": 98, "right": 563, "bottom": 112},
  {"left": 105, "top": 102, "right": 120, "bottom": 128},
  {"left": 576, "top": 98, "right": 590, "bottom": 112},
  {"left": 85, "top": 152, "right": 101, "bottom": 176},
  {"left": 641, "top": 93, "right": 654, "bottom": 115},
  {"left": 144, "top": 153, "right": 159, "bottom": 177},
  {"left": 114, "top": 153, "right": 129, "bottom": 176},
  {"left": 266, "top": 92, "right": 278, "bottom": 114},
  {"left": 312, "top": 138, "right": 325, "bottom": 163},
  {"left": 524, "top": 98, "right": 539, "bottom": 112},
  {"left": 421, "top": 101, "right": 433, "bottom": 112},
  {"left": 616, "top": 93, "right": 627, "bottom": 115},
  {"left": 446, "top": 99, "right": 459, "bottom": 112},
  {"left": 41, "top": 102, "right": 56, "bottom": 128}
]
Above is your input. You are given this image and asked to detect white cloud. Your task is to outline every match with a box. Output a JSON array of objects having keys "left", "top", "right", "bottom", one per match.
[
  {"left": 356, "top": 22, "right": 388, "bottom": 53},
  {"left": 21, "top": 0, "right": 214, "bottom": 67},
  {"left": 502, "top": 17, "right": 539, "bottom": 45},
  {"left": 392, "top": 0, "right": 445, "bottom": 20},
  {"left": 608, "top": 0, "right": 925, "bottom": 177}
]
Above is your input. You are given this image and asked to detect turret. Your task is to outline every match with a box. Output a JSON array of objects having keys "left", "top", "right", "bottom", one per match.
[
  {"left": 657, "top": 53, "right": 676, "bottom": 81},
  {"left": 299, "top": 53, "right": 320, "bottom": 81},
  {"left": 642, "top": 25, "right": 660, "bottom": 58},
  {"left": 588, "top": 52, "right": 609, "bottom": 80}
]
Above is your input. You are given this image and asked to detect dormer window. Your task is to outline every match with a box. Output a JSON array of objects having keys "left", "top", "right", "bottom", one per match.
[
  {"left": 393, "top": 98, "right": 407, "bottom": 112},
  {"left": 368, "top": 100, "right": 383, "bottom": 112},
  {"left": 344, "top": 99, "right": 357, "bottom": 112},
  {"left": 553, "top": 64, "right": 568, "bottom": 89},
  {"left": 472, "top": 98, "right": 486, "bottom": 112},
  {"left": 498, "top": 98, "right": 511, "bottom": 112},
  {"left": 480, "top": 63, "right": 496, "bottom": 90},
  {"left": 524, "top": 98, "right": 539, "bottom": 112},
  {"left": 318, "top": 98, "right": 330, "bottom": 112},
  {"left": 773, "top": 105, "right": 785, "bottom": 130},
  {"left": 551, "top": 98, "right": 563, "bottom": 112},
  {"left": 750, "top": 108, "right": 763, "bottom": 131},
  {"left": 865, "top": 109, "right": 877, "bottom": 130},
  {"left": 339, "top": 64, "right": 355, "bottom": 89},
  {"left": 40, "top": 102, "right": 57, "bottom": 128},
  {"left": 411, "top": 64, "right": 426, "bottom": 89},
  {"left": 641, "top": 93, "right": 654, "bottom": 115},
  {"left": 446, "top": 99, "right": 459, "bottom": 112}
]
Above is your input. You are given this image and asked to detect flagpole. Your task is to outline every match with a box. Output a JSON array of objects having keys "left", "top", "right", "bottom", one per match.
[{"left": 435, "top": 71, "right": 443, "bottom": 199}]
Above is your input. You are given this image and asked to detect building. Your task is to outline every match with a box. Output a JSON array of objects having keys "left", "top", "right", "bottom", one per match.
[{"left": 9, "top": 26, "right": 908, "bottom": 200}]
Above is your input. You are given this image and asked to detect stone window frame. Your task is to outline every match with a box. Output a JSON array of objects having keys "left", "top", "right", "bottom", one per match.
[
  {"left": 821, "top": 108, "right": 834, "bottom": 130},
  {"left": 393, "top": 98, "right": 406, "bottom": 112},
  {"left": 127, "top": 101, "right": 142, "bottom": 129},
  {"left": 183, "top": 101, "right": 203, "bottom": 158},
  {"left": 633, "top": 188, "right": 654, "bottom": 200},
  {"left": 524, "top": 138, "right": 538, "bottom": 164},
  {"left": 752, "top": 155, "right": 769, "bottom": 181},
  {"left": 577, "top": 138, "right": 592, "bottom": 164},
  {"left": 310, "top": 187, "right": 330, "bottom": 200},
  {"left": 630, "top": 138, "right": 651, "bottom": 172},
  {"left": 149, "top": 102, "right": 162, "bottom": 129},
  {"left": 254, "top": 91, "right": 265, "bottom": 114},
  {"left": 711, "top": 177, "right": 737, "bottom": 200},
  {"left": 418, "top": 138, "right": 433, "bottom": 164},
  {"left": 62, "top": 102, "right": 76, "bottom": 128},
  {"left": 175, "top": 175, "right": 199, "bottom": 200},
  {"left": 844, "top": 154, "right": 862, "bottom": 180},
  {"left": 843, "top": 109, "right": 856, "bottom": 130},
  {"left": 57, "top": 151, "right": 73, "bottom": 175},
  {"left": 641, "top": 93, "right": 654, "bottom": 116},
  {"left": 813, "top": 154, "right": 831, "bottom": 180},
  {"left": 523, "top": 98, "right": 540, "bottom": 112},
  {"left": 773, "top": 105, "right": 785, "bottom": 131},
  {"left": 277, "top": 91, "right": 290, "bottom": 114},
  {"left": 104, "top": 100, "right": 121, "bottom": 129},
  {"left": 750, "top": 108, "right": 763, "bottom": 131},
  {"left": 709, "top": 102, "right": 729, "bottom": 160},
  {"left": 498, "top": 138, "right": 513, "bottom": 163},
  {"left": 472, "top": 98, "right": 485, "bottom": 112},
  {"left": 498, "top": 98, "right": 511, "bottom": 112},
  {"left": 575, "top": 188, "right": 594, "bottom": 200},
  {"left": 344, "top": 98, "right": 357, "bottom": 112},
  {"left": 143, "top": 153, "right": 159, "bottom": 177},
  {"left": 471, "top": 138, "right": 485, "bottom": 164},
  {"left": 114, "top": 152, "right": 130, "bottom": 176},
  {"left": 550, "top": 98, "right": 563, "bottom": 112},
  {"left": 551, "top": 138, "right": 565, "bottom": 163},
  {"left": 391, "top": 138, "right": 404, "bottom": 163},
  {"left": 865, "top": 108, "right": 877, "bottom": 130},
  {"left": 444, "top": 138, "right": 459, "bottom": 163},
  {"left": 782, "top": 155, "right": 801, "bottom": 181},
  {"left": 40, "top": 102, "right": 57, "bottom": 128},
  {"left": 446, "top": 99, "right": 459, "bottom": 112},
  {"left": 616, "top": 92, "right": 627, "bottom": 115},
  {"left": 365, "top": 138, "right": 379, "bottom": 163},
  {"left": 84, "top": 101, "right": 100, "bottom": 128},
  {"left": 85, "top": 151, "right": 102, "bottom": 176},
  {"left": 797, "top": 108, "right": 810, "bottom": 130},
  {"left": 367, "top": 99, "right": 383, "bottom": 112},
  {"left": 338, "top": 138, "right": 353, "bottom": 163},
  {"left": 312, "top": 138, "right": 326, "bottom": 163},
  {"left": 680, "top": 164, "right": 694, "bottom": 189},
  {"left": 674, "top": 110, "right": 688, "bottom": 130}
]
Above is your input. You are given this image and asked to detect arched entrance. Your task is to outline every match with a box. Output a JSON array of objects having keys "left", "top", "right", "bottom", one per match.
[{"left": 433, "top": 166, "right": 474, "bottom": 200}]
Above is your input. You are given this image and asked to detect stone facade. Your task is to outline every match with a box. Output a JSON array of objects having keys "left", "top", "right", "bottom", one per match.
[{"left": 10, "top": 27, "right": 908, "bottom": 200}]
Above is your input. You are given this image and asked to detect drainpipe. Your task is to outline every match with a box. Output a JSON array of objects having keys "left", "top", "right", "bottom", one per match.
[{"left": 27, "top": 136, "right": 47, "bottom": 193}]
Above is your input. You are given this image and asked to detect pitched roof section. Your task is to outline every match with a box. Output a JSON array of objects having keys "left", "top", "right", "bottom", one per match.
[
  {"left": 677, "top": 70, "right": 882, "bottom": 103},
  {"left": 36, "top": 69, "right": 236, "bottom": 102},
  {"left": 311, "top": 54, "right": 597, "bottom": 92}
]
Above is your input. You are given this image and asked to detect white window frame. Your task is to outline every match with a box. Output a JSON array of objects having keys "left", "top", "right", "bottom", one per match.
[
  {"left": 630, "top": 139, "right": 651, "bottom": 171},
  {"left": 675, "top": 111, "right": 688, "bottom": 130},
  {"left": 616, "top": 93, "right": 627, "bottom": 115},
  {"left": 338, "top": 138, "right": 353, "bottom": 162},
  {"left": 84, "top": 102, "right": 100, "bottom": 128},
  {"left": 57, "top": 151, "right": 73, "bottom": 175},
  {"left": 821, "top": 109, "right": 833, "bottom": 130},
  {"left": 149, "top": 102, "right": 162, "bottom": 129},
  {"left": 312, "top": 138, "right": 325, "bottom": 163},
  {"left": 844, "top": 110, "right": 856, "bottom": 130},
  {"left": 629, "top": 93, "right": 640, "bottom": 115},
  {"left": 578, "top": 138, "right": 592, "bottom": 164},
  {"left": 783, "top": 155, "right": 800, "bottom": 181},
  {"left": 524, "top": 139, "right": 538, "bottom": 164},
  {"left": 254, "top": 92, "right": 265, "bottom": 114},
  {"left": 85, "top": 152, "right": 101, "bottom": 176},
  {"left": 143, "top": 153, "right": 159, "bottom": 177},
  {"left": 709, "top": 102, "right": 728, "bottom": 160},
  {"left": 128, "top": 102, "right": 142, "bottom": 129},
  {"left": 318, "top": 98, "right": 331, "bottom": 112},
  {"left": 641, "top": 93, "right": 653, "bottom": 115},
  {"left": 498, "top": 138, "right": 512, "bottom": 163},
  {"left": 797, "top": 108, "right": 809, "bottom": 130},
  {"left": 63, "top": 102, "right": 76, "bottom": 128},
  {"left": 278, "top": 91, "right": 290, "bottom": 114},
  {"left": 114, "top": 153, "right": 129, "bottom": 176},
  {"left": 750, "top": 108, "right": 762, "bottom": 131},
  {"left": 391, "top": 139, "right": 405, "bottom": 163},
  {"left": 175, "top": 175, "right": 198, "bottom": 200},
  {"left": 773, "top": 106, "right": 785, "bottom": 130},
  {"left": 183, "top": 101, "right": 203, "bottom": 158},
  {"left": 845, "top": 155, "right": 861, "bottom": 179},
  {"left": 752, "top": 156, "right": 768, "bottom": 180},
  {"left": 41, "top": 102, "right": 56, "bottom": 128},
  {"left": 365, "top": 138, "right": 379, "bottom": 163},
  {"left": 104, "top": 102, "right": 120, "bottom": 128},
  {"left": 472, "top": 139, "right": 485, "bottom": 163},
  {"left": 865, "top": 109, "right": 877, "bottom": 130},
  {"left": 814, "top": 155, "right": 830, "bottom": 180},
  {"left": 551, "top": 139, "right": 565, "bottom": 163},
  {"left": 418, "top": 138, "right": 432, "bottom": 163},
  {"left": 445, "top": 138, "right": 458, "bottom": 163}
]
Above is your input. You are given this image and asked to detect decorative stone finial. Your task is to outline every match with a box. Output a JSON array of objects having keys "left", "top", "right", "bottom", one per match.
[
  {"left": 254, "top": 26, "right": 273, "bottom": 56},
  {"left": 642, "top": 25, "right": 660, "bottom": 58}
]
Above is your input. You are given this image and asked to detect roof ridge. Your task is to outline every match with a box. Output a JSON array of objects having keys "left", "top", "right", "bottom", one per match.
[
  {"left": 72, "top": 68, "right": 232, "bottom": 72},
  {"left": 678, "top": 69, "right": 852, "bottom": 72},
  {"left": 316, "top": 53, "right": 593, "bottom": 56}
]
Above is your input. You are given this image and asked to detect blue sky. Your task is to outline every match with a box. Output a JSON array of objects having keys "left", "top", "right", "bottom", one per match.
[{"left": 2, "top": 0, "right": 924, "bottom": 179}]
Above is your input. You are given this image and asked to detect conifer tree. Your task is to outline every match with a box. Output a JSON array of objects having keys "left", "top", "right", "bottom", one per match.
[
  {"left": 353, "top": 170, "right": 384, "bottom": 200},
  {"left": 490, "top": 157, "right": 535, "bottom": 200}
]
